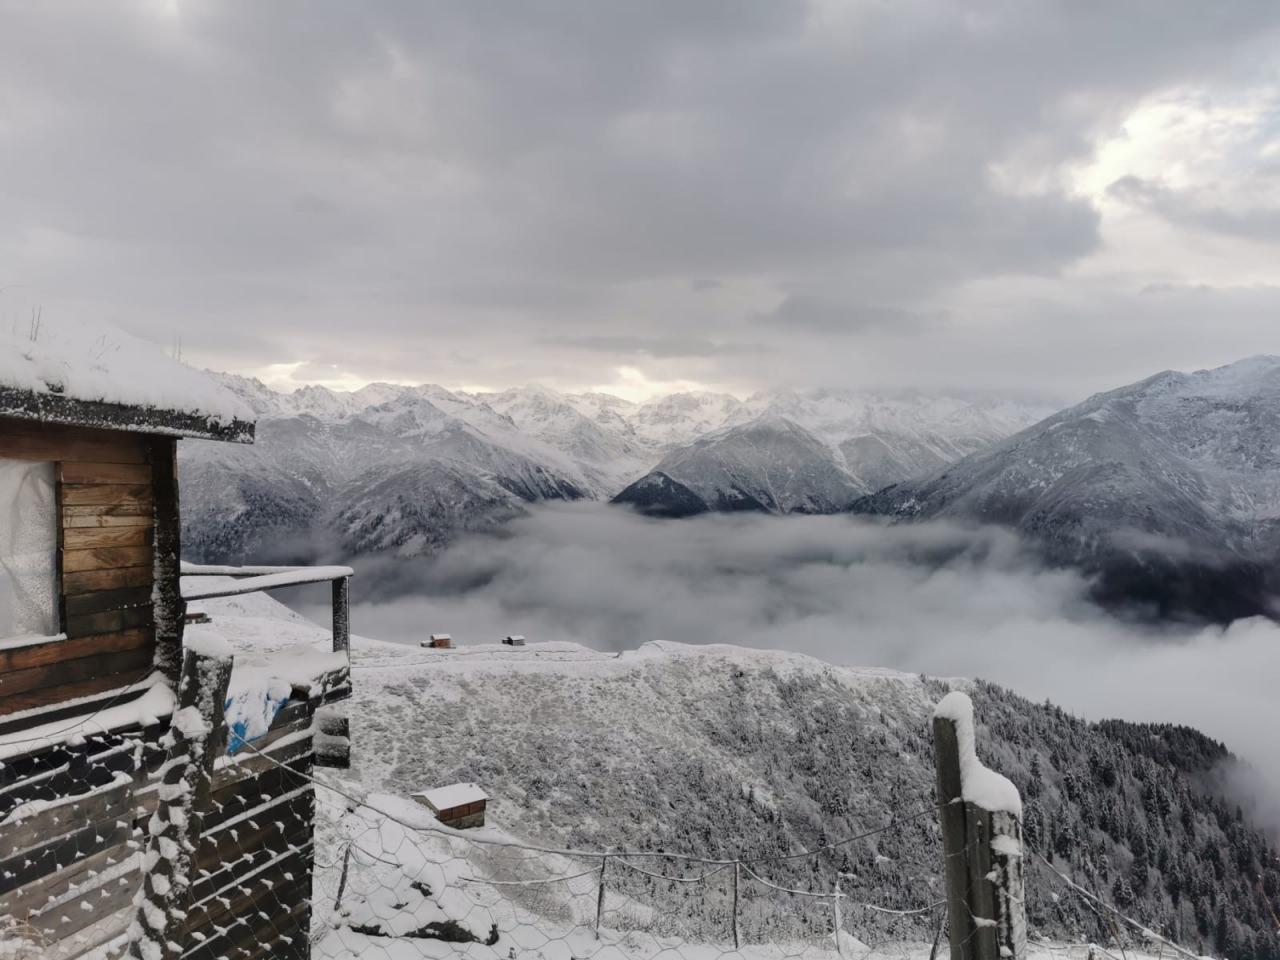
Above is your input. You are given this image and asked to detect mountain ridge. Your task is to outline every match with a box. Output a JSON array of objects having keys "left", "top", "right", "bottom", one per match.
[
  {"left": 184, "top": 373, "right": 1049, "bottom": 561},
  {"left": 854, "top": 355, "right": 1280, "bottom": 621},
  {"left": 613, "top": 414, "right": 868, "bottom": 516}
]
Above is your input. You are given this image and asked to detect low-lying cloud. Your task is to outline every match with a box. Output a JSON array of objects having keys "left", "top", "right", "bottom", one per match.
[{"left": 319, "top": 503, "right": 1280, "bottom": 824}]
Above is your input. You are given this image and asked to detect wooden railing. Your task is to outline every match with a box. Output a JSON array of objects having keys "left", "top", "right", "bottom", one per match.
[{"left": 180, "top": 562, "right": 353, "bottom": 654}]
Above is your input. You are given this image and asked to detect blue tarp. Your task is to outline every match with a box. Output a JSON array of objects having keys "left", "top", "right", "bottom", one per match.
[{"left": 223, "top": 682, "right": 290, "bottom": 755}]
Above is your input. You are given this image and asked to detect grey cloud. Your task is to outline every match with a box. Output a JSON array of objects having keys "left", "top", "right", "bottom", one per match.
[
  {"left": 541, "top": 334, "right": 765, "bottom": 358},
  {"left": 752, "top": 295, "right": 944, "bottom": 336},
  {"left": 1110, "top": 174, "right": 1280, "bottom": 243},
  {"left": 1, "top": 2, "right": 1279, "bottom": 391}
]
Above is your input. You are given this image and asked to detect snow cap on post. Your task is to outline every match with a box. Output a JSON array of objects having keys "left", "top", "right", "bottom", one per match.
[
  {"left": 933, "top": 691, "right": 1022, "bottom": 817},
  {"left": 184, "top": 626, "right": 234, "bottom": 659}
]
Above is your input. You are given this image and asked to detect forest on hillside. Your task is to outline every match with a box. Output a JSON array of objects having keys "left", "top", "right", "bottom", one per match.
[{"left": 360, "top": 653, "right": 1279, "bottom": 955}]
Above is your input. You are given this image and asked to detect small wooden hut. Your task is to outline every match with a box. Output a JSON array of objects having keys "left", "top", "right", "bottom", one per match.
[
  {"left": 502, "top": 634, "right": 526, "bottom": 647},
  {"left": 423, "top": 632, "right": 454, "bottom": 649},
  {"left": 412, "top": 782, "right": 489, "bottom": 829}
]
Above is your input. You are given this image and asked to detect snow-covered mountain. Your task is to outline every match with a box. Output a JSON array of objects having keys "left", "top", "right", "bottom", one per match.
[
  {"left": 855, "top": 356, "right": 1280, "bottom": 621},
  {"left": 730, "top": 388, "right": 1055, "bottom": 491},
  {"left": 613, "top": 415, "right": 869, "bottom": 516},
  {"left": 475, "top": 385, "right": 651, "bottom": 491},
  {"left": 182, "top": 375, "right": 593, "bottom": 563},
  {"left": 182, "top": 375, "right": 1050, "bottom": 562},
  {"left": 611, "top": 389, "right": 1054, "bottom": 517},
  {"left": 209, "top": 589, "right": 1280, "bottom": 957},
  {"left": 623, "top": 390, "right": 747, "bottom": 447}
]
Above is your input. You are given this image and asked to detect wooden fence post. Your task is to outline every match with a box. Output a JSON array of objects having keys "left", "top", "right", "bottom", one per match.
[
  {"left": 932, "top": 692, "right": 1027, "bottom": 960},
  {"left": 934, "top": 709, "right": 972, "bottom": 960},
  {"left": 127, "top": 641, "right": 234, "bottom": 960},
  {"left": 732, "top": 860, "right": 741, "bottom": 950},
  {"left": 334, "top": 843, "right": 353, "bottom": 913},
  {"left": 595, "top": 855, "right": 609, "bottom": 939},
  {"left": 990, "top": 809, "right": 1028, "bottom": 957},
  {"left": 315, "top": 706, "right": 352, "bottom": 769},
  {"left": 832, "top": 876, "right": 846, "bottom": 960},
  {"left": 332, "top": 575, "right": 350, "bottom": 655}
]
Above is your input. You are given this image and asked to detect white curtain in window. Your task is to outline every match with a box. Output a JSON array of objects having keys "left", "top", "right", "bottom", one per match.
[{"left": 0, "top": 459, "right": 57, "bottom": 638}]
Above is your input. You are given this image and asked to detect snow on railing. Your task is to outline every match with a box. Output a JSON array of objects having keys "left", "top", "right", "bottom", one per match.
[
  {"left": 181, "top": 564, "right": 354, "bottom": 600},
  {"left": 180, "top": 561, "right": 352, "bottom": 655}
]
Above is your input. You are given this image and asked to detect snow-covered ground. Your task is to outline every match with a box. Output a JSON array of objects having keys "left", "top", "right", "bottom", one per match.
[{"left": 201, "top": 591, "right": 1175, "bottom": 960}]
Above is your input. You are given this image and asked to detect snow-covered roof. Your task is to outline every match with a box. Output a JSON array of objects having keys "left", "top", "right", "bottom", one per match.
[
  {"left": 431, "top": 633, "right": 452, "bottom": 640},
  {"left": 0, "top": 317, "right": 255, "bottom": 442},
  {"left": 413, "top": 781, "right": 488, "bottom": 810}
]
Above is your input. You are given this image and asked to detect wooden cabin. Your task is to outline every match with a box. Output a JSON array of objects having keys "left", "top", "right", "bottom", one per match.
[
  {"left": 0, "top": 332, "right": 351, "bottom": 959},
  {"left": 423, "top": 632, "right": 454, "bottom": 649},
  {"left": 412, "top": 782, "right": 488, "bottom": 829},
  {"left": 0, "top": 391, "right": 252, "bottom": 719},
  {"left": 502, "top": 634, "right": 526, "bottom": 647}
]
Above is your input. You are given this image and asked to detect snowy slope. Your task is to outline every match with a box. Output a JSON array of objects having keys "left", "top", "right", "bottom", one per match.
[
  {"left": 205, "top": 592, "right": 1280, "bottom": 958},
  {"left": 855, "top": 356, "right": 1280, "bottom": 621},
  {"left": 613, "top": 415, "right": 868, "bottom": 516}
]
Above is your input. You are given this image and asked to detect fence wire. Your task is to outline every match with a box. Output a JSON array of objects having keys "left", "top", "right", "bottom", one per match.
[
  {"left": 298, "top": 765, "right": 946, "bottom": 960},
  {"left": 0, "top": 708, "right": 1211, "bottom": 960}
]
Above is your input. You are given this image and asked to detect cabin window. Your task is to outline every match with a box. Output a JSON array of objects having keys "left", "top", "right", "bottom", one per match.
[{"left": 0, "top": 459, "right": 58, "bottom": 638}]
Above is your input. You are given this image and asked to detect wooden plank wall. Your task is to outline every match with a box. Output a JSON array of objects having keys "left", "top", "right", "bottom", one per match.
[
  {"left": 0, "top": 724, "right": 162, "bottom": 958},
  {"left": 0, "top": 418, "right": 160, "bottom": 718},
  {"left": 0, "top": 707, "right": 320, "bottom": 959}
]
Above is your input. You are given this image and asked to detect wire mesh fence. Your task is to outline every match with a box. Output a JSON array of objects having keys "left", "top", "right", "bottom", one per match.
[
  {"left": 303, "top": 768, "right": 946, "bottom": 960},
  {"left": 0, "top": 723, "right": 1219, "bottom": 960},
  {"left": 0, "top": 669, "right": 1225, "bottom": 960}
]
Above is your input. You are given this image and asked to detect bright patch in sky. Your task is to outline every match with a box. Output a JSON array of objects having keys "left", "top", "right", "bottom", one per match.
[
  {"left": 252, "top": 361, "right": 417, "bottom": 395},
  {"left": 1073, "top": 86, "right": 1278, "bottom": 201},
  {"left": 584, "top": 366, "right": 730, "bottom": 403}
]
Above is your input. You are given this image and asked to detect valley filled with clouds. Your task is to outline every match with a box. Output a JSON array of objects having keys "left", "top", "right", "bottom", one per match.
[{"left": 329, "top": 503, "right": 1280, "bottom": 827}]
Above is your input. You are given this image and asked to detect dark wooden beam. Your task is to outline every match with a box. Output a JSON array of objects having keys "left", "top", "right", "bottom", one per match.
[
  {"left": 0, "top": 388, "right": 254, "bottom": 444},
  {"left": 0, "top": 418, "right": 149, "bottom": 463},
  {"left": 149, "top": 436, "right": 183, "bottom": 684}
]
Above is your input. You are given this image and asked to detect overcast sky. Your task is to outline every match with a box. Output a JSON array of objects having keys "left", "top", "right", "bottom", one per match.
[{"left": 3, "top": 2, "right": 1280, "bottom": 402}]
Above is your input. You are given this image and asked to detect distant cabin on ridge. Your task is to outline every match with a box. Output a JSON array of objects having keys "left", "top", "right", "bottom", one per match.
[
  {"left": 0, "top": 321, "right": 353, "bottom": 959},
  {"left": 424, "top": 632, "right": 454, "bottom": 648},
  {"left": 413, "top": 782, "right": 489, "bottom": 829},
  {"left": 503, "top": 634, "right": 526, "bottom": 647}
]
